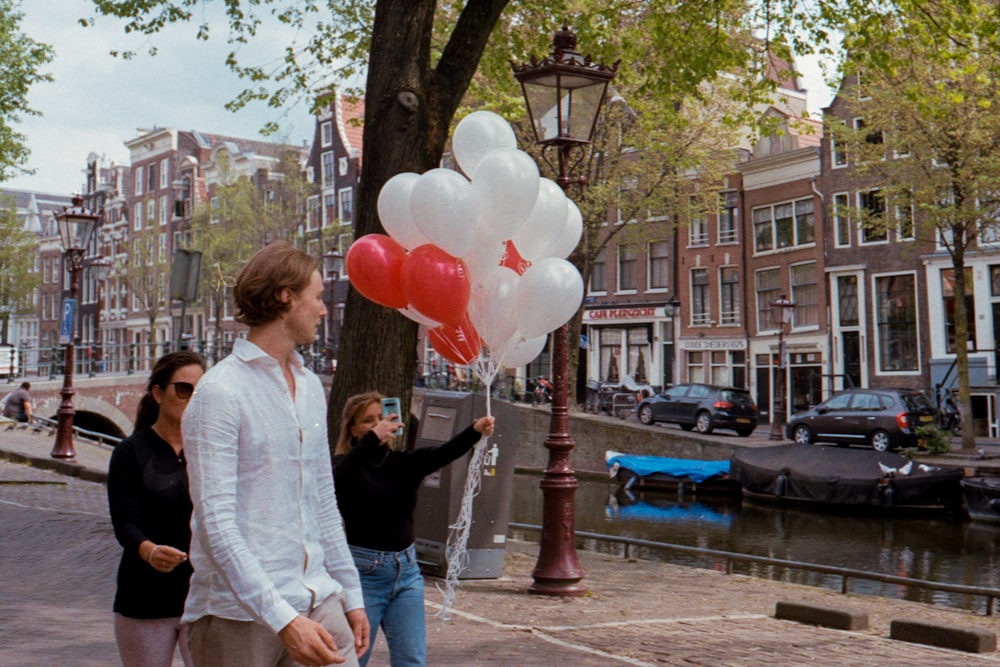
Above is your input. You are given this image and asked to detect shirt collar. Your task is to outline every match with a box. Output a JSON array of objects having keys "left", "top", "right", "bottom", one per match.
[{"left": 231, "top": 337, "right": 305, "bottom": 370}]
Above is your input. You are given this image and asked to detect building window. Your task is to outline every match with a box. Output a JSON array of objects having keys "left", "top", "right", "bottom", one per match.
[
  {"left": 159, "top": 195, "right": 168, "bottom": 226},
  {"left": 718, "top": 192, "right": 738, "bottom": 243},
  {"left": 324, "top": 194, "right": 336, "bottom": 227},
  {"left": 160, "top": 158, "right": 169, "bottom": 189},
  {"left": 834, "top": 193, "right": 851, "bottom": 247},
  {"left": 618, "top": 244, "right": 637, "bottom": 292},
  {"left": 647, "top": 241, "right": 669, "bottom": 290},
  {"left": 307, "top": 196, "right": 320, "bottom": 231},
  {"left": 338, "top": 187, "right": 354, "bottom": 225},
  {"left": 720, "top": 267, "right": 740, "bottom": 325},
  {"left": 875, "top": 273, "right": 918, "bottom": 372},
  {"left": 795, "top": 198, "right": 814, "bottom": 245},
  {"left": 590, "top": 247, "right": 607, "bottom": 293},
  {"left": 147, "top": 198, "right": 157, "bottom": 225},
  {"left": 942, "top": 268, "right": 976, "bottom": 354},
  {"left": 791, "top": 262, "right": 818, "bottom": 327},
  {"left": 775, "top": 203, "right": 794, "bottom": 248},
  {"left": 688, "top": 201, "right": 708, "bottom": 246},
  {"left": 134, "top": 202, "right": 143, "bottom": 230},
  {"left": 753, "top": 207, "right": 773, "bottom": 252},
  {"left": 838, "top": 275, "right": 859, "bottom": 327},
  {"left": 859, "top": 189, "right": 887, "bottom": 243},
  {"left": 691, "top": 268, "right": 710, "bottom": 325},
  {"left": 991, "top": 265, "right": 1000, "bottom": 297},
  {"left": 831, "top": 121, "right": 848, "bottom": 167},
  {"left": 322, "top": 151, "right": 334, "bottom": 187},
  {"left": 134, "top": 166, "right": 144, "bottom": 196},
  {"left": 896, "top": 192, "right": 914, "bottom": 240},
  {"left": 755, "top": 268, "right": 781, "bottom": 331},
  {"left": 321, "top": 121, "right": 333, "bottom": 147},
  {"left": 147, "top": 163, "right": 157, "bottom": 193}
]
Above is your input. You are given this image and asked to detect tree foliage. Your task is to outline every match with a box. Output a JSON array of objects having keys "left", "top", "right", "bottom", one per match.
[
  {"left": 0, "top": 0, "right": 54, "bottom": 181},
  {"left": 832, "top": 0, "right": 1000, "bottom": 450}
]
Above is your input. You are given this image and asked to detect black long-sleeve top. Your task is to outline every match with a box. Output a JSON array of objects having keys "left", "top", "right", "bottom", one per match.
[
  {"left": 332, "top": 424, "right": 482, "bottom": 552},
  {"left": 107, "top": 427, "right": 193, "bottom": 618}
]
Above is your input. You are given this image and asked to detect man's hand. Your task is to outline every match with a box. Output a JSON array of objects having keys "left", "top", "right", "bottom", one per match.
[
  {"left": 346, "top": 608, "right": 371, "bottom": 657},
  {"left": 278, "top": 615, "right": 344, "bottom": 666}
]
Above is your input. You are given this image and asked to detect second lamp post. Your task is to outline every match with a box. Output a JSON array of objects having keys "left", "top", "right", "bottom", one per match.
[{"left": 513, "top": 26, "right": 618, "bottom": 597}]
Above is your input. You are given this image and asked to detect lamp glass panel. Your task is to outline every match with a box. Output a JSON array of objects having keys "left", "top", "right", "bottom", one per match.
[
  {"left": 523, "top": 82, "right": 560, "bottom": 142},
  {"left": 566, "top": 82, "right": 607, "bottom": 142},
  {"left": 59, "top": 215, "right": 97, "bottom": 252}
]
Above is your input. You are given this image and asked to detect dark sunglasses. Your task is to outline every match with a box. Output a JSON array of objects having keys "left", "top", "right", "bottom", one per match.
[{"left": 163, "top": 382, "right": 195, "bottom": 400}]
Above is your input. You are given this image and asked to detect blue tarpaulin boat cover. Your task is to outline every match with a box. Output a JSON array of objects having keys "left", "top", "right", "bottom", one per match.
[{"left": 606, "top": 451, "right": 730, "bottom": 483}]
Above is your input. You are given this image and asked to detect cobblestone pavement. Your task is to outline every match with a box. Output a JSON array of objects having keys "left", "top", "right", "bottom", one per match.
[{"left": 2, "top": 431, "right": 999, "bottom": 666}]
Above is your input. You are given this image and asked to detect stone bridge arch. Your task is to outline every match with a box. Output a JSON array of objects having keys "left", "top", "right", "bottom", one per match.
[{"left": 14, "top": 375, "right": 149, "bottom": 440}]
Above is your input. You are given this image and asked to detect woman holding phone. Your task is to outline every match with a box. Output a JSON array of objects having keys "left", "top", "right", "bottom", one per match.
[
  {"left": 107, "top": 351, "right": 206, "bottom": 667},
  {"left": 332, "top": 391, "right": 494, "bottom": 666}
]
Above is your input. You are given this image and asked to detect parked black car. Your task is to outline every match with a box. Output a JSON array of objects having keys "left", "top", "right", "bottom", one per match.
[
  {"left": 635, "top": 383, "right": 758, "bottom": 437},
  {"left": 784, "top": 387, "right": 937, "bottom": 452}
]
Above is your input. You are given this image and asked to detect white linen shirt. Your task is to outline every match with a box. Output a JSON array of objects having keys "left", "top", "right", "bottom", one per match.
[{"left": 181, "top": 338, "right": 363, "bottom": 633}]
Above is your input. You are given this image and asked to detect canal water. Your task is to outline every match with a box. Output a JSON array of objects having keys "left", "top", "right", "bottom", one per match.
[{"left": 509, "top": 474, "right": 1000, "bottom": 611}]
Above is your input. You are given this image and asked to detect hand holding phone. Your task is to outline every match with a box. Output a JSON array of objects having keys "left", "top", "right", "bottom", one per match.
[{"left": 381, "top": 397, "right": 404, "bottom": 436}]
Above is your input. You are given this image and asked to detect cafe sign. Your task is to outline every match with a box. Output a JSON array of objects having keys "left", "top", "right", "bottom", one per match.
[{"left": 585, "top": 306, "right": 663, "bottom": 321}]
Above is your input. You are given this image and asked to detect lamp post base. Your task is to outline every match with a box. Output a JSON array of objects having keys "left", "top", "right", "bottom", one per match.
[{"left": 769, "top": 403, "right": 786, "bottom": 441}]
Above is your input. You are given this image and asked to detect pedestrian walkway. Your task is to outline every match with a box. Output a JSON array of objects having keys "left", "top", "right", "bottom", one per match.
[{"left": 1, "top": 427, "right": 998, "bottom": 666}]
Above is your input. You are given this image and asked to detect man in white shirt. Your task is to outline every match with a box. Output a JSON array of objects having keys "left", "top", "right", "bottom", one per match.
[{"left": 182, "top": 241, "right": 369, "bottom": 667}]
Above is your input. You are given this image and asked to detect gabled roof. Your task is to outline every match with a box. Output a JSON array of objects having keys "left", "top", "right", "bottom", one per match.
[{"left": 335, "top": 95, "right": 365, "bottom": 164}]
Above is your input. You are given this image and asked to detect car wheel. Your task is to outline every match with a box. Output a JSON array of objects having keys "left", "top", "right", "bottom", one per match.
[
  {"left": 870, "top": 430, "right": 891, "bottom": 452},
  {"left": 792, "top": 425, "right": 813, "bottom": 445},
  {"left": 694, "top": 411, "right": 714, "bottom": 434},
  {"left": 736, "top": 428, "right": 754, "bottom": 438},
  {"left": 638, "top": 405, "right": 654, "bottom": 425}
]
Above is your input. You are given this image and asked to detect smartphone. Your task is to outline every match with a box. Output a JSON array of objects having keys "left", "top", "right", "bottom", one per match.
[{"left": 381, "top": 397, "right": 404, "bottom": 436}]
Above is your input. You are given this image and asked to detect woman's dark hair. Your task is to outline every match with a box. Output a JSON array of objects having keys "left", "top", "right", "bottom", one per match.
[
  {"left": 233, "top": 241, "right": 319, "bottom": 326},
  {"left": 134, "top": 351, "right": 207, "bottom": 432}
]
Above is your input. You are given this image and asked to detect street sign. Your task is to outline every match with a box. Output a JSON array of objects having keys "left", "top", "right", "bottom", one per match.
[{"left": 59, "top": 298, "right": 76, "bottom": 345}]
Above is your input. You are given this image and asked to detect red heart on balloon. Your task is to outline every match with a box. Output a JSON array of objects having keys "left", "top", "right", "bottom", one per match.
[
  {"left": 345, "top": 234, "right": 408, "bottom": 309},
  {"left": 401, "top": 244, "right": 470, "bottom": 326},
  {"left": 429, "top": 314, "right": 482, "bottom": 365},
  {"left": 500, "top": 239, "right": 531, "bottom": 275}
]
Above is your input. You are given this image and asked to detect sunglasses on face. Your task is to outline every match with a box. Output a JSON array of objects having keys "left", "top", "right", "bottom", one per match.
[{"left": 163, "top": 382, "right": 195, "bottom": 400}]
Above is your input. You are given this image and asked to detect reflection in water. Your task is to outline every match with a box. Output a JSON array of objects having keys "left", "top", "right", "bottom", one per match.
[{"left": 510, "top": 475, "right": 1000, "bottom": 611}]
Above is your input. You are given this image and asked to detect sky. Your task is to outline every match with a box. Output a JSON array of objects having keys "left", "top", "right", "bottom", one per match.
[{"left": 4, "top": 1, "right": 838, "bottom": 196}]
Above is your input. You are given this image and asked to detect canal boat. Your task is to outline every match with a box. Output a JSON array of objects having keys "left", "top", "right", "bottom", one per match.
[
  {"left": 960, "top": 476, "right": 1000, "bottom": 523},
  {"left": 605, "top": 450, "right": 741, "bottom": 496},
  {"left": 730, "top": 444, "right": 965, "bottom": 513}
]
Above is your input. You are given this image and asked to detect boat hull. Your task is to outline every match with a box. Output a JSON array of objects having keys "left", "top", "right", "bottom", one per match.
[
  {"left": 961, "top": 477, "right": 1000, "bottom": 523},
  {"left": 730, "top": 444, "right": 964, "bottom": 514}
]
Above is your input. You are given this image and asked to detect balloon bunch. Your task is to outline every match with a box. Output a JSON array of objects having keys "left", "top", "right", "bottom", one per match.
[{"left": 346, "top": 110, "right": 585, "bottom": 382}]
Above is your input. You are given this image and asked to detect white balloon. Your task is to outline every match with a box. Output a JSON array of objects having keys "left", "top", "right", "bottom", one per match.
[
  {"left": 546, "top": 199, "right": 584, "bottom": 260},
  {"left": 510, "top": 178, "right": 569, "bottom": 261},
  {"left": 453, "top": 111, "right": 518, "bottom": 176},
  {"left": 397, "top": 306, "right": 439, "bottom": 328},
  {"left": 377, "top": 172, "right": 431, "bottom": 250},
  {"left": 501, "top": 333, "right": 549, "bottom": 368},
  {"left": 470, "top": 148, "right": 540, "bottom": 242},
  {"left": 410, "top": 168, "right": 477, "bottom": 257},
  {"left": 468, "top": 267, "right": 520, "bottom": 350},
  {"left": 515, "top": 258, "right": 584, "bottom": 339},
  {"left": 462, "top": 238, "right": 506, "bottom": 286}
]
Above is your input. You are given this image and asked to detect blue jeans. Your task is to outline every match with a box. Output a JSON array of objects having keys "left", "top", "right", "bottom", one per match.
[{"left": 350, "top": 544, "right": 426, "bottom": 667}]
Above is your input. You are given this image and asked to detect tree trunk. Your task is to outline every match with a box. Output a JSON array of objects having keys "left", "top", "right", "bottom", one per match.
[
  {"left": 952, "top": 247, "right": 975, "bottom": 451},
  {"left": 328, "top": 0, "right": 510, "bottom": 445}
]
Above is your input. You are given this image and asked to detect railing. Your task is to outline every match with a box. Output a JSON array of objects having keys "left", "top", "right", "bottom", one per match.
[{"left": 509, "top": 522, "right": 999, "bottom": 616}]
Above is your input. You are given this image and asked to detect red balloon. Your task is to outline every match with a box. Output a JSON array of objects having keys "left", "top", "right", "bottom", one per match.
[
  {"left": 429, "top": 315, "right": 482, "bottom": 365},
  {"left": 501, "top": 239, "right": 531, "bottom": 275},
  {"left": 345, "top": 234, "right": 408, "bottom": 309},
  {"left": 401, "top": 244, "right": 470, "bottom": 326}
]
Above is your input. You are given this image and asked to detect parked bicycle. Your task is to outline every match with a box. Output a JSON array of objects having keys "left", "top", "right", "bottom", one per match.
[
  {"left": 937, "top": 389, "right": 962, "bottom": 436},
  {"left": 528, "top": 376, "right": 553, "bottom": 405}
]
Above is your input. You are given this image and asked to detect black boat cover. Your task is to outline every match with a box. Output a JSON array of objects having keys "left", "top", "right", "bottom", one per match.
[{"left": 730, "top": 444, "right": 964, "bottom": 508}]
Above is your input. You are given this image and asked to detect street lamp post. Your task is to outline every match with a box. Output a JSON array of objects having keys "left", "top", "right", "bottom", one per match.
[
  {"left": 88, "top": 256, "right": 112, "bottom": 371},
  {"left": 666, "top": 295, "right": 682, "bottom": 387},
  {"left": 51, "top": 195, "right": 100, "bottom": 459},
  {"left": 513, "top": 26, "right": 618, "bottom": 597},
  {"left": 769, "top": 294, "right": 795, "bottom": 441},
  {"left": 322, "top": 248, "right": 345, "bottom": 375}
]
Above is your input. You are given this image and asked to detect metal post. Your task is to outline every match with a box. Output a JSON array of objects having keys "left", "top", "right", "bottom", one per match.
[{"left": 51, "top": 257, "right": 82, "bottom": 459}]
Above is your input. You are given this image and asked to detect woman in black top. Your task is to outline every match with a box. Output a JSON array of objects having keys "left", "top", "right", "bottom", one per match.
[
  {"left": 107, "top": 351, "right": 206, "bottom": 667},
  {"left": 332, "top": 391, "right": 494, "bottom": 667}
]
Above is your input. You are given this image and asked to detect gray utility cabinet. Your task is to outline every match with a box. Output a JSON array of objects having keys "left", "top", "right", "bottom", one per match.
[{"left": 412, "top": 391, "right": 520, "bottom": 579}]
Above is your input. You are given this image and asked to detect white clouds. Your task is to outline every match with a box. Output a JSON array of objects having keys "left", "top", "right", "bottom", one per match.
[{"left": 5, "top": 0, "right": 315, "bottom": 194}]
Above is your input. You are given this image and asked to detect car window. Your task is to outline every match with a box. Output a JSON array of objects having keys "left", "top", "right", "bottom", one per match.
[
  {"left": 688, "top": 385, "right": 711, "bottom": 399},
  {"left": 850, "top": 392, "right": 880, "bottom": 411},
  {"left": 823, "top": 394, "right": 852, "bottom": 410},
  {"left": 900, "top": 392, "right": 933, "bottom": 411},
  {"left": 722, "top": 390, "right": 753, "bottom": 406},
  {"left": 664, "top": 386, "right": 687, "bottom": 399}
]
